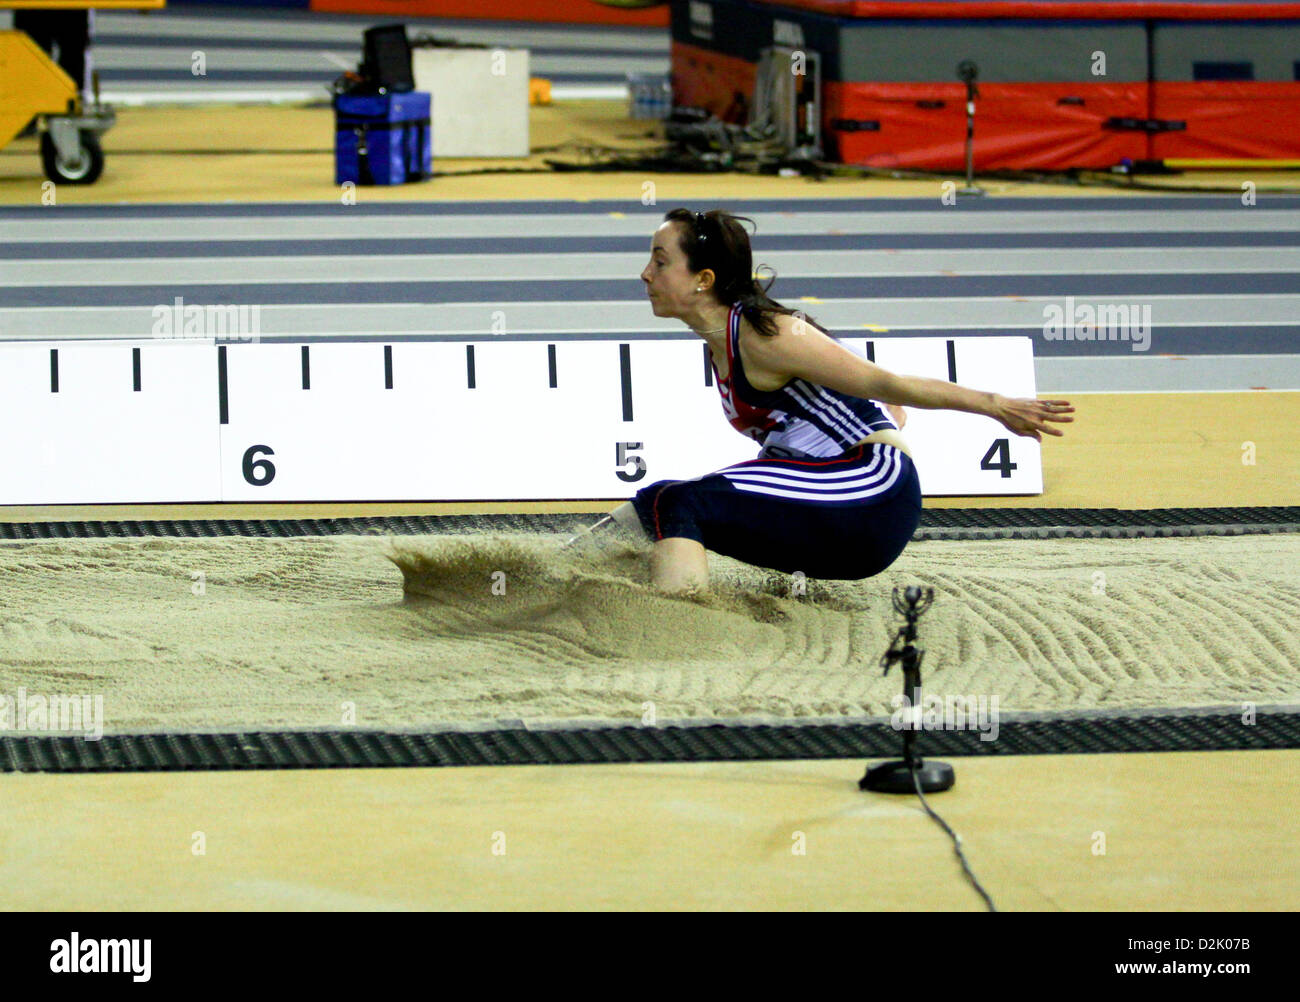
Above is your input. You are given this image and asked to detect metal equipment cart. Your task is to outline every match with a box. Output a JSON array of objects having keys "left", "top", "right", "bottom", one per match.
[{"left": 0, "top": 1, "right": 164, "bottom": 184}]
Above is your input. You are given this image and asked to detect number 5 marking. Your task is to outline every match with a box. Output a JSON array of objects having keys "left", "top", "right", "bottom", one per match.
[{"left": 615, "top": 442, "right": 646, "bottom": 483}]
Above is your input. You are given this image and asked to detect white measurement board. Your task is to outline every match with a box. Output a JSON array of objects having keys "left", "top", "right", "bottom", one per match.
[{"left": 0, "top": 336, "right": 1042, "bottom": 505}]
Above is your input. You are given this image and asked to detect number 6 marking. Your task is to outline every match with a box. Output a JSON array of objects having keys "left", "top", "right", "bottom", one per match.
[
  {"left": 615, "top": 442, "right": 646, "bottom": 483},
  {"left": 242, "top": 445, "right": 276, "bottom": 486}
]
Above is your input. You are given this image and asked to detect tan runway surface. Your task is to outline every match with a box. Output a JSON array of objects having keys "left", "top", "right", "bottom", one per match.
[
  {"left": 3, "top": 751, "right": 1295, "bottom": 912},
  {"left": 5, "top": 101, "right": 1297, "bottom": 204}
]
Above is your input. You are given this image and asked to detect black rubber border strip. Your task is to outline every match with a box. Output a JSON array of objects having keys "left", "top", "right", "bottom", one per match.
[
  {"left": 0, "top": 507, "right": 1296, "bottom": 542},
  {"left": 1, "top": 710, "right": 1294, "bottom": 773}
]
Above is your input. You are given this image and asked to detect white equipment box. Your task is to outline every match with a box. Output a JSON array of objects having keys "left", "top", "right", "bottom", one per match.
[{"left": 411, "top": 46, "right": 529, "bottom": 158}]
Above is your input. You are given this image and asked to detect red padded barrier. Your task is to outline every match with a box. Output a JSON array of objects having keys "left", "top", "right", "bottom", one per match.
[
  {"left": 670, "top": 41, "right": 1153, "bottom": 170},
  {"left": 825, "top": 81, "right": 1150, "bottom": 170},
  {"left": 1151, "top": 83, "right": 1300, "bottom": 160},
  {"left": 745, "top": 0, "right": 1300, "bottom": 20}
]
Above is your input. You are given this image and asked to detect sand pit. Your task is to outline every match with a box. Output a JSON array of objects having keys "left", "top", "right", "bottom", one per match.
[{"left": 0, "top": 530, "right": 1297, "bottom": 734}]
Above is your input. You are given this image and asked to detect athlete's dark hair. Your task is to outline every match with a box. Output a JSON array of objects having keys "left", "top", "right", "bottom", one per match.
[{"left": 663, "top": 208, "right": 828, "bottom": 338}]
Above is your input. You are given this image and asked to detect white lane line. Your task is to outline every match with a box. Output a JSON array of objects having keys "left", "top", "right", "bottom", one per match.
[{"left": 4, "top": 247, "right": 1299, "bottom": 287}]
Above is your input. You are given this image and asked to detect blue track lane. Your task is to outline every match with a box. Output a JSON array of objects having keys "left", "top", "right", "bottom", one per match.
[{"left": 5, "top": 273, "right": 1298, "bottom": 310}]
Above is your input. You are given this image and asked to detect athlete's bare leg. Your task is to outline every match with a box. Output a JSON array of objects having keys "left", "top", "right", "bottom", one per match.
[
  {"left": 569, "top": 503, "right": 707, "bottom": 591},
  {"left": 650, "top": 537, "right": 709, "bottom": 593}
]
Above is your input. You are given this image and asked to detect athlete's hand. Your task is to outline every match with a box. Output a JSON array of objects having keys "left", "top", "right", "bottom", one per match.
[{"left": 991, "top": 395, "right": 1075, "bottom": 441}]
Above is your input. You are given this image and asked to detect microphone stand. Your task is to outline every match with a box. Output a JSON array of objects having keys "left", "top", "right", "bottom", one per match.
[
  {"left": 956, "top": 60, "right": 984, "bottom": 197},
  {"left": 860, "top": 586, "right": 956, "bottom": 793}
]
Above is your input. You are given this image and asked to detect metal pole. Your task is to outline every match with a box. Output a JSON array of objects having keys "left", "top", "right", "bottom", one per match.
[{"left": 957, "top": 60, "right": 984, "bottom": 197}]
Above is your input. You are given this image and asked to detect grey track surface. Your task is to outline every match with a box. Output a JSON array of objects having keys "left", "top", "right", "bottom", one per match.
[
  {"left": 2, "top": 196, "right": 1297, "bottom": 392},
  {"left": 7, "top": 209, "right": 1300, "bottom": 242}
]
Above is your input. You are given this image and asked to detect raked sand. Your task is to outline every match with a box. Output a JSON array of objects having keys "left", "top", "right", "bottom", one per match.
[{"left": 0, "top": 531, "right": 1297, "bottom": 734}]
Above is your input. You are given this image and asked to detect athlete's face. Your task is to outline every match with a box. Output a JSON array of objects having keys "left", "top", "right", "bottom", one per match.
[{"left": 641, "top": 221, "right": 705, "bottom": 319}]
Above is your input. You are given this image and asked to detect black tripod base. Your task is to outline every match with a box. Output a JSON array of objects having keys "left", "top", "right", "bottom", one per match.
[{"left": 859, "top": 758, "right": 955, "bottom": 794}]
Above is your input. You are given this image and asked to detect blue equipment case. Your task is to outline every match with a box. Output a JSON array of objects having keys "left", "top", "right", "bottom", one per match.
[{"left": 334, "top": 92, "right": 432, "bottom": 186}]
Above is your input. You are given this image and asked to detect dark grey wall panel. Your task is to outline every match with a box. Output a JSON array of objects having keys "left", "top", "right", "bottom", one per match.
[
  {"left": 1153, "top": 23, "right": 1300, "bottom": 81},
  {"left": 838, "top": 23, "right": 1148, "bottom": 82}
]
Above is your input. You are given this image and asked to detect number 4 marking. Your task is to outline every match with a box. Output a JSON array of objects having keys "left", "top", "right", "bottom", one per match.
[{"left": 980, "top": 438, "right": 1017, "bottom": 479}]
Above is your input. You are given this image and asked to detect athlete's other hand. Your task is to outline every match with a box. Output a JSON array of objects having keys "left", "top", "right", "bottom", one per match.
[{"left": 992, "top": 395, "right": 1075, "bottom": 441}]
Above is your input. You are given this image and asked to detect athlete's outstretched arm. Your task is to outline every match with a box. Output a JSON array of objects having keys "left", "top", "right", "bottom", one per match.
[{"left": 746, "top": 314, "right": 1074, "bottom": 442}]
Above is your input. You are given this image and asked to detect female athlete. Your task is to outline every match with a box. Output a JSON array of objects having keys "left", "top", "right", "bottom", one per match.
[{"left": 584, "top": 208, "right": 1073, "bottom": 593}]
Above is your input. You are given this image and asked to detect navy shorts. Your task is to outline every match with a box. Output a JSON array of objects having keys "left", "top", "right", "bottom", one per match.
[{"left": 630, "top": 443, "right": 922, "bottom": 580}]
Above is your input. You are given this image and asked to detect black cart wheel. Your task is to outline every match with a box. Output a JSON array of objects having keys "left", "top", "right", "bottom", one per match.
[{"left": 40, "top": 130, "right": 104, "bottom": 185}]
